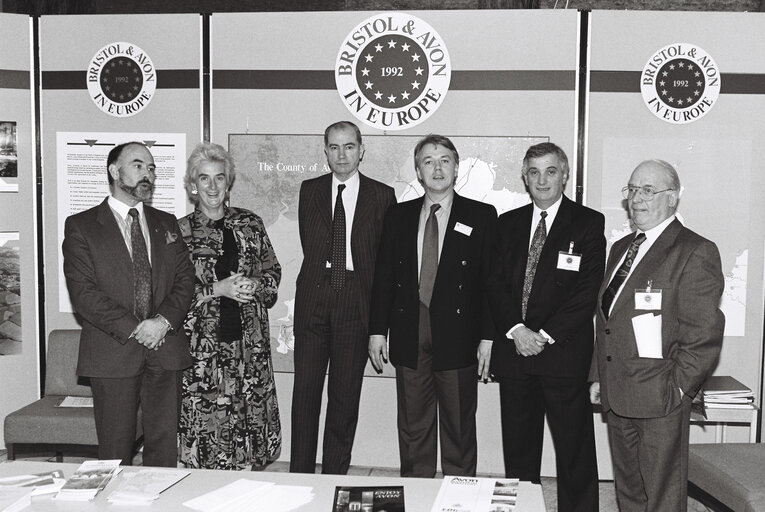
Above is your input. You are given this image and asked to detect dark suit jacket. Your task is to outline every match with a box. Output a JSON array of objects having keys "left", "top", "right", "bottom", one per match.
[
  {"left": 294, "top": 172, "right": 395, "bottom": 333},
  {"left": 369, "top": 193, "right": 498, "bottom": 371},
  {"left": 589, "top": 218, "right": 725, "bottom": 418},
  {"left": 63, "top": 198, "right": 195, "bottom": 378},
  {"left": 489, "top": 195, "right": 606, "bottom": 378}
]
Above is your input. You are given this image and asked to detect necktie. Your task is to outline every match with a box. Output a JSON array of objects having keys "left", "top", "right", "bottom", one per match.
[
  {"left": 128, "top": 208, "right": 152, "bottom": 320},
  {"left": 330, "top": 184, "right": 347, "bottom": 291},
  {"left": 601, "top": 233, "right": 647, "bottom": 318},
  {"left": 521, "top": 211, "right": 547, "bottom": 320},
  {"left": 419, "top": 203, "right": 441, "bottom": 307}
]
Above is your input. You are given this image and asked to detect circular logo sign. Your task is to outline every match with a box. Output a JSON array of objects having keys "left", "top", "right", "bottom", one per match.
[
  {"left": 335, "top": 13, "right": 451, "bottom": 131},
  {"left": 640, "top": 43, "right": 720, "bottom": 124},
  {"left": 87, "top": 42, "right": 157, "bottom": 118}
]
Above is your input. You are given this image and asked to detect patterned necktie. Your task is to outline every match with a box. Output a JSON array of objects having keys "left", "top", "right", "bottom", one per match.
[
  {"left": 419, "top": 203, "right": 441, "bottom": 308},
  {"left": 601, "top": 233, "right": 647, "bottom": 318},
  {"left": 521, "top": 210, "right": 547, "bottom": 320},
  {"left": 128, "top": 208, "right": 152, "bottom": 321},
  {"left": 330, "top": 184, "right": 347, "bottom": 291}
]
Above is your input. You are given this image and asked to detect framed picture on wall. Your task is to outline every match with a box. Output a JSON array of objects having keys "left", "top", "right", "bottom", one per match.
[
  {"left": 0, "top": 121, "right": 18, "bottom": 193},
  {"left": 0, "top": 231, "right": 21, "bottom": 355}
]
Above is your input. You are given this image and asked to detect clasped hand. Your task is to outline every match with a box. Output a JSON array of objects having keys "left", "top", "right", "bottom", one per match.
[
  {"left": 132, "top": 317, "right": 169, "bottom": 351},
  {"left": 512, "top": 325, "right": 547, "bottom": 357},
  {"left": 217, "top": 272, "right": 259, "bottom": 303}
]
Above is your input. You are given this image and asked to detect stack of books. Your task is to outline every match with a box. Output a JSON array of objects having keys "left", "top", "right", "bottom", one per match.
[
  {"left": 703, "top": 376, "right": 755, "bottom": 409},
  {"left": 54, "top": 460, "right": 121, "bottom": 501}
]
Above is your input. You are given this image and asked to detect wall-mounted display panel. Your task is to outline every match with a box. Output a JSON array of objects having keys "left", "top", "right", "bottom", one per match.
[
  {"left": 587, "top": 11, "right": 765, "bottom": 446},
  {"left": 39, "top": 14, "right": 202, "bottom": 333}
]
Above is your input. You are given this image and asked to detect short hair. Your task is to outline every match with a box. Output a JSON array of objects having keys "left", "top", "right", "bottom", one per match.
[
  {"left": 324, "top": 121, "right": 362, "bottom": 146},
  {"left": 637, "top": 159, "right": 681, "bottom": 190},
  {"left": 521, "top": 142, "right": 569, "bottom": 175},
  {"left": 106, "top": 141, "right": 146, "bottom": 184},
  {"left": 184, "top": 142, "right": 236, "bottom": 204},
  {"left": 413, "top": 134, "right": 460, "bottom": 168}
]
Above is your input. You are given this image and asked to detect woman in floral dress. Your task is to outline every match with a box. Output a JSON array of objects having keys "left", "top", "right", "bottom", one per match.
[{"left": 178, "top": 142, "right": 282, "bottom": 470}]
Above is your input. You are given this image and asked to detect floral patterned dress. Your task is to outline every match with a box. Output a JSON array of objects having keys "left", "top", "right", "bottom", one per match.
[{"left": 178, "top": 206, "right": 282, "bottom": 470}]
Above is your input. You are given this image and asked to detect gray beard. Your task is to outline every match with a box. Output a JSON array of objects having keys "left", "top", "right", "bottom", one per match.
[{"left": 118, "top": 177, "right": 153, "bottom": 202}]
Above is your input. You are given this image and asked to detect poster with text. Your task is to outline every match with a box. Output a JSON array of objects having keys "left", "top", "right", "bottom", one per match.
[{"left": 56, "top": 132, "right": 186, "bottom": 313}]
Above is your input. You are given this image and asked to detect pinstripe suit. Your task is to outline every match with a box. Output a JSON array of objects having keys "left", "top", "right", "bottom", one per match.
[{"left": 290, "top": 171, "right": 395, "bottom": 474}]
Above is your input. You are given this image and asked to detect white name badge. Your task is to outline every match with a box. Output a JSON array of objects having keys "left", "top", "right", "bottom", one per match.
[
  {"left": 557, "top": 252, "right": 581, "bottom": 271},
  {"left": 454, "top": 222, "right": 473, "bottom": 236},
  {"left": 635, "top": 289, "right": 662, "bottom": 310}
]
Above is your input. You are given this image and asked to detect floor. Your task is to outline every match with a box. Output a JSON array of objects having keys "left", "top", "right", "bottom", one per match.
[{"left": 0, "top": 449, "right": 716, "bottom": 511}]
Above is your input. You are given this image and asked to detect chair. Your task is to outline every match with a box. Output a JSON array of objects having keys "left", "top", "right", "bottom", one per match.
[
  {"left": 688, "top": 443, "right": 765, "bottom": 512},
  {"left": 3, "top": 329, "right": 142, "bottom": 461}
]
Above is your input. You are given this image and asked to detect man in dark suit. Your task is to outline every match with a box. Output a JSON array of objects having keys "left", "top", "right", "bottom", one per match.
[
  {"left": 291, "top": 121, "right": 395, "bottom": 474},
  {"left": 590, "top": 159, "right": 725, "bottom": 512},
  {"left": 62, "top": 141, "right": 195, "bottom": 466},
  {"left": 368, "top": 134, "right": 497, "bottom": 478},
  {"left": 488, "top": 142, "right": 603, "bottom": 511}
]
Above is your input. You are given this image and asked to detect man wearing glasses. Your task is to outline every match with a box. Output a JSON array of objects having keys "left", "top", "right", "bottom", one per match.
[{"left": 589, "top": 159, "right": 725, "bottom": 512}]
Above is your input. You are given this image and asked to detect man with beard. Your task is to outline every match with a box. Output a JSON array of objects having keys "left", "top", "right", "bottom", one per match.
[{"left": 63, "top": 141, "right": 195, "bottom": 466}]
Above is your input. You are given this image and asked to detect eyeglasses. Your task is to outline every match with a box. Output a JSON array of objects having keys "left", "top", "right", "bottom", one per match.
[{"left": 622, "top": 185, "right": 674, "bottom": 201}]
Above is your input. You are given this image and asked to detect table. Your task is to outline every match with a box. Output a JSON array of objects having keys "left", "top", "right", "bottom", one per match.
[
  {"left": 691, "top": 405, "right": 759, "bottom": 443},
  {"left": 0, "top": 460, "right": 547, "bottom": 511}
]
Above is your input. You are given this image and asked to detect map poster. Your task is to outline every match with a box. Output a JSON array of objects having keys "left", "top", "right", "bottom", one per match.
[
  {"left": 0, "top": 232, "right": 21, "bottom": 355},
  {"left": 229, "top": 134, "right": 547, "bottom": 374},
  {"left": 56, "top": 132, "right": 186, "bottom": 313},
  {"left": 601, "top": 137, "right": 748, "bottom": 336}
]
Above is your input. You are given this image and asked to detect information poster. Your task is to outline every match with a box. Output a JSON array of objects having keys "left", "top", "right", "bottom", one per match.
[{"left": 56, "top": 132, "right": 186, "bottom": 313}]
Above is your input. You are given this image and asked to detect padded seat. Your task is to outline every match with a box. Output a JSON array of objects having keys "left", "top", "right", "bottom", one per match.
[
  {"left": 4, "top": 329, "right": 141, "bottom": 461},
  {"left": 688, "top": 443, "right": 765, "bottom": 512}
]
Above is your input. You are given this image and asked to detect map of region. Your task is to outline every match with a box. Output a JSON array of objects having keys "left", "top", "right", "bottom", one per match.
[
  {"left": 601, "top": 138, "right": 750, "bottom": 337},
  {"left": 229, "top": 134, "right": 546, "bottom": 373}
]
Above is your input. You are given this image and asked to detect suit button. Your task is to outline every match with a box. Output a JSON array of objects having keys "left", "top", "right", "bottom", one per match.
[
  {"left": 605, "top": 328, "right": 610, "bottom": 334},
  {"left": 606, "top": 356, "right": 612, "bottom": 361},
  {"left": 456, "top": 308, "right": 461, "bottom": 314},
  {"left": 397, "top": 307, "right": 404, "bottom": 313},
  {"left": 396, "top": 283, "right": 402, "bottom": 288},
  {"left": 461, "top": 260, "right": 467, "bottom": 266},
  {"left": 458, "top": 284, "right": 463, "bottom": 290}
]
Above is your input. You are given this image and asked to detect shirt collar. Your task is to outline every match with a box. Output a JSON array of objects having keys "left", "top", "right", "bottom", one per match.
[
  {"left": 332, "top": 170, "right": 360, "bottom": 194},
  {"left": 639, "top": 214, "right": 676, "bottom": 242},
  {"left": 108, "top": 195, "right": 144, "bottom": 219},
  {"left": 532, "top": 194, "right": 563, "bottom": 221},
  {"left": 423, "top": 190, "right": 455, "bottom": 213}
]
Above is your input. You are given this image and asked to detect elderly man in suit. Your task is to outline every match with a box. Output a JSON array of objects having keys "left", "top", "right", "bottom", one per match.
[
  {"left": 62, "top": 141, "right": 195, "bottom": 466},
  {"left": 590, "top": 159, "right": 725, "bottom": 512},
  {"left": 368, "top": 134, "right": 497, "bottom": 478},
  {"left": 290, "top": 121, "right": 395, "bottom": 474},
  {"left": 488, "top": 142, "right": 603, "bottom": 511}
]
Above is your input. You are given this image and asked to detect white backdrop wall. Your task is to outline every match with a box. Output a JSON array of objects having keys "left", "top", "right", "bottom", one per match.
[{"left": 0, "top": 9, "right": 761, "bottom": 478}]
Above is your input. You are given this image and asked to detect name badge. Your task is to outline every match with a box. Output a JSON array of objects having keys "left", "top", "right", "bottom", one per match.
[
  {"left": 556, "top": 241, "right": 581, "bottom": 271},
  {"left": 635, "top": 281, "right": 662, "bottom": 310},
  {"left": 454, "top": 222, "right": 473, "bottom": 236}
]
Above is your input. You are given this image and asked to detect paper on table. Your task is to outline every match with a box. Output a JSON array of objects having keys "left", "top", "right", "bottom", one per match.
[
  {"left": 58, "top": 396, "right": 94, "bottom": 407},
  {"left": 632, "top": 313, "right": 662, "bottom": 358},
  {"left": 183, "top": 479, "right": 274, "bottom": 512}
]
